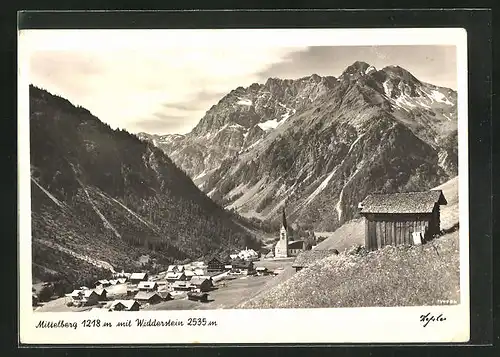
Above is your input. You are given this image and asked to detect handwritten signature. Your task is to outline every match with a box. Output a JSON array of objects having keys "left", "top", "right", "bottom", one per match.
[{"left": 420, "top": 313, "right": 447, "bottom": 327}]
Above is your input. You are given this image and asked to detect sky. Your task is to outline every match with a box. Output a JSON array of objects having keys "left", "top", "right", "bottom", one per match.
[{"left": 27, "top": 34, "right": 457, "bottom": 135}]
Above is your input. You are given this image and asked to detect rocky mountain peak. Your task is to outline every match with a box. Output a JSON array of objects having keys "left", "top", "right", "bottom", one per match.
[
  {"left": 341, "top": 61, "right": 374, "bottom": 78},
  {"left": 381, "top": 65, "right": 421, "bottom": 86}
]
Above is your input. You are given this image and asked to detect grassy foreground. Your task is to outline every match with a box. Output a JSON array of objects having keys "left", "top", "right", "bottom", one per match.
[{"left": 239, "top": 229, "right": 459, "bottom": 309}]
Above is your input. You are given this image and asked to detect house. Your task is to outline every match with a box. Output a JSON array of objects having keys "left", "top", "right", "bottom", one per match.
[
  {"left": 191, "top": 261, "right": 205, "bottom": 268},
  {"left": 158, "top": 291, "right": 172, "bottom": 301},
  {"left": 207, "top": 257, "right": 225, "bottom": 272},
  {"left": 292, "top": 249, "right": 340, "bottom": 272},
  {"left": 66, "top": 289, "right": 84, "bottom": 301},
  {"left": 137, "top": 281, "right": 158, "bottom": 292},
  {"left": 359, "top": 190, "right": 448, "bottom": 250},
  {"left": 108, "top": 300, "right": 140, "bottom": 311},
  {"left": 117, "top": 278, "right": 127, "bottom": 284},
  {"left": 255, "top": 267, "right": 268, "bottom": 276},
  {"left": 126, "top": 284, "right": 139, "bottom": 296},
  {"left": 108, "top": 279, "right": 119, "bottom": 285},
  {"left": 129, "top": 272, "right": 149, "bottom": 284},
  {"left": 134, "top": 291, "right": 164, "bottom": 305},
  {"left": 189, "top": 276, "right": 212, "bottom": 292},
  {"left": 287, "top": 240, "right": 305, "bottom": 256},
  {"left": 184, "top": 270, "right": 195, "bottom": 280},
  {"left": 79, "top": 290, "right": 100, "bottom": 306},
  {"left": 275, "top": 207, "right": 305, "bottom": 257},
  {"left": 95, "top": 279, "right": 110, "bottom": 288},
  {"left": 113, "top": 271, "right": 131, "bottom": 279},
  {"left": 165, "top": 272, "right": 186, "bottom": 282},
  {"left": 187, "top": 291, "right": 208, "bottom": 302},
  {"left": 236, "top": 248, "right": 259, "bottom": 261},
  {"left": 172, "top": 281, "right": 193, "bottom": 292},
  {"left": 94, "top": 288, "right": 108, "bottom": 301},
  {"left": 156, "top": 280, "right": 168, "bottom": 287},
  {"left": 194, "top": 268, "right": 206, "bottom": 276},
  {"left": 231, "top": 259, "right": 255, "bottom": 274}
]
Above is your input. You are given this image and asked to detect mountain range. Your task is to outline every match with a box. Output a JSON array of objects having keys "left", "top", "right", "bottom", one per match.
[
  {"left": 30, "top": 85, "right": 259, "bottom": 286},
  {"left": 139, "top": 61, "right": 458, "bottom": 231}
]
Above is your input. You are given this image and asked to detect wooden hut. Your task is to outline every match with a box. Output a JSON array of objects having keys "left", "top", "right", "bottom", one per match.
[
  {"left": 359, "top": 190, "right": 447, "bottom": 251},
  {"left": 134, "top": 291, "right": 163, "bottom": 305},
  {"left": 129, "top": 272, "right": 148, "bottom": 285},
  {"left": 207, "top": 257, "right": 225, "bottom": 272},
  {"left": 189, "top": 276, "right": 212, "bottom": 292},
  {"left": 108, "top": 300, "right": 140, "bottom": 311}
]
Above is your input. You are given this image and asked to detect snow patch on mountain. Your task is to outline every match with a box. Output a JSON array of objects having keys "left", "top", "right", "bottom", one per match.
[
  {"left": 443, "top": 113, "right": 453, "bottom": 121},
  {"left": 365, "top": 65, "right": 377, "bottom": 74},
  {"left": 303, "top": 134, "right": 365, "bottom": 209},
  {"left": 257, "top": 119, "right": 281, "bottom": 131},
  {"left": 77, "top": 181, "right": 121, "bottom": 239},
  {"left": 226, "top": 177, "right": 267, "bottom": 210},
  {"left": 430, "top": 90, "right": 453, "bottom": 106},
  {"left": 32, "top": 178, "right": 65, "bottom": 209},
  {"left": 336, "top": 163, "right": 363, "bottom": 222},
  {"left": 237, "top": 97, "right": 253, "bottom": 106},
  {"left": 303, "top": 170, "right": 336, "bottom": 207}
]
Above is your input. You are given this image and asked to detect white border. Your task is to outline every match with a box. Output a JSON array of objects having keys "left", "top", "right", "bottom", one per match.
[{"left": 18, "top": 28, "right": 469, "bottom": 344}]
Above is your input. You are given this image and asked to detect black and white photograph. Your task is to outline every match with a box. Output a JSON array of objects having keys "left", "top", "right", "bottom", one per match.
[{"left": 18, "top": 28, "right": 469, "bottom": 344}]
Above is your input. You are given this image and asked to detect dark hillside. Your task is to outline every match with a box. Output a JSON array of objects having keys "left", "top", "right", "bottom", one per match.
[{"left": 30, "top": 85, "right": 259, "bottom": 286}]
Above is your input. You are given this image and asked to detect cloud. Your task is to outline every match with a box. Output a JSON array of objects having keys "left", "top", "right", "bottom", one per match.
[
  {"left": 256, "top": 46, "right": 457, "bottom": 89},
  {"left": 30, "top": 46, "right": 301, "bottom": 134},
  {"left": 27, "top": 31, "right": 457, "bottom": 135}
]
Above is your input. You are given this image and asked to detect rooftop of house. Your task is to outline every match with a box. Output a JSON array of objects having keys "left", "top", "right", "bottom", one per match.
[
  {"left": 130, "top": 272, "right": 148, "bottom": 280},
  {"left": 137, "top": 281, "right": 157, "bottom": 289},
  {"left": 172, "top": 281, "right": 191, "bottom": 288},
  {"left": 190, "top": 276, "right": 209, "bottom": 285},
  {"left": 359, "top": 190, "right": 447, "bottom": 214},
  {"left": 110, "top": 300, "right": 138, "bottom": 309},
  {"left": 166, "top": 272, "right": 185, "bottom": 279},
  {"left": 134, "top": 291, "right": 161, "bottom": 301},
  {"left": 292, "top": 249, "right": 340, "bottom": 268},
  {"left": 288, "top": 240, "right": 304, "bottom": 249}
]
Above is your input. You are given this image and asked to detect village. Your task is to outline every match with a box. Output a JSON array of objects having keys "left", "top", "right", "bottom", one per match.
[
  {"left": 33, "top": 188, "right": 451, "bottom": 312},
  {"left": 32, "top": 245, "right": 299, "bottom": 312}
]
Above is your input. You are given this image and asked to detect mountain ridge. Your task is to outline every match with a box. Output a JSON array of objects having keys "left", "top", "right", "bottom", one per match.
[
  {"left": 30, "top": 85, "right": 260, "bottom": 286},
  {"left": 138, "top": 61, "right": 458, "bottom": 231}
]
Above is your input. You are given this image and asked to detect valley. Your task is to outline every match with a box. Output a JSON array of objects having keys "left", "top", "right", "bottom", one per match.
[{"left": 29, "top": 59, "right": 460, "bottom": 311}]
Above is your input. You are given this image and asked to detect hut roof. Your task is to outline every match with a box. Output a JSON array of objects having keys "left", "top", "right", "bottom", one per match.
[
  {"left": 135, "top": 291, "right": 161, "bottom": 301},
  {"left": 130, "top": 272, "right": 148, "bottom": 280},
  {"left": 190, "top": 276, "right": 209, "bottom": 286},
  {"left": 138, "top": 281, "right": 157, "bottom": 289},
  {"left": 94, "top": 288, "right": 107, "bottom": 296},
  {"left": 359, "top": 190, "right": 447, "bottom": 214},
  {"left": 288, "top": 240, "right": 304, "bottom": 249},
  {"left": 292, "top": 249, "right": 339, "bottom": 268},
  {"left": 110, "top": 300, "right": 138, "bottom": 310},
  {"left": 172, "top": 281, "right": 192, "bottom": 289}
]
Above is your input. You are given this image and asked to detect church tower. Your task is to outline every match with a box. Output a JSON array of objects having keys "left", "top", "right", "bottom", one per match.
[{"left": 274, "top": 206, "right": 289, "bottom": 258}]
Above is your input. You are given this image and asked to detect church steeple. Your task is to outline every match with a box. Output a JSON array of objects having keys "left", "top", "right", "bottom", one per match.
[
  {"left": 282, "top": 206, "right": 287, "bottom": 230},
  {"left": 275, "top": 205, "right": 289, "bottom": 258}
]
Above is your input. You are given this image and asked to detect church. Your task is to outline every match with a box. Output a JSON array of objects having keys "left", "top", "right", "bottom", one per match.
[{"left": 274, "top": 207, "right": 305, "bottom": 258}]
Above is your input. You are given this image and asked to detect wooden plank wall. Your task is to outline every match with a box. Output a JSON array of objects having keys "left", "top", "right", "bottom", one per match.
[{"left": 365, "top": 215, "right": 431, "bottom": 250}]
